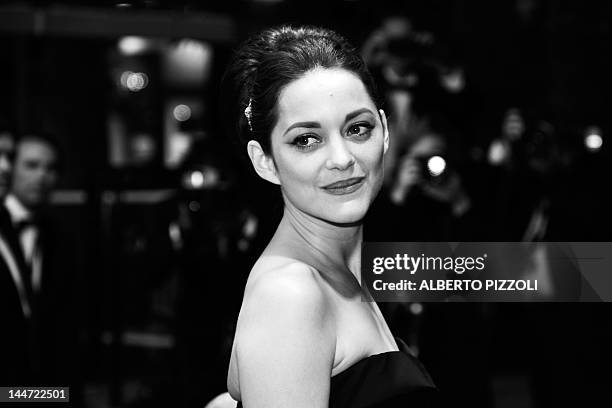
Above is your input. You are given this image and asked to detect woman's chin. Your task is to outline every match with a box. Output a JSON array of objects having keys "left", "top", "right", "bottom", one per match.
[{"left": 319, "top": 206, "right": 369, "bottom": 226}]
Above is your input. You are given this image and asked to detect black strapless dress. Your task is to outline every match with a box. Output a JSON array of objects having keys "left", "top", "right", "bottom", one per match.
[{"left": 235, "top": 337, "right": 439, "bottom": 407}]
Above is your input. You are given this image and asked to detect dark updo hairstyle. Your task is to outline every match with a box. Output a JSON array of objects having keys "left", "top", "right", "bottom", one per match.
[{"left": 222, "top": 25, "right": 382, "bottom": 155}]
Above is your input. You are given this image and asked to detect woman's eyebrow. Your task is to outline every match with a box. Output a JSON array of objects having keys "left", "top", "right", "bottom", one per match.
[
  {"left": 345, "top": 108, "right": 375, "bottom": 122},
  {"left": 284, "top": 121, "right": 321, "bottom": 136},
  {"left": 283, "top": 108, "right": 374, "bottom": 136}
]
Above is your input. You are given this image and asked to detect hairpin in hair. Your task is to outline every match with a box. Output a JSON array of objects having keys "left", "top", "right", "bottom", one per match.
[{"left": 244, "top": 98, "right": 253, "bottom": 132}]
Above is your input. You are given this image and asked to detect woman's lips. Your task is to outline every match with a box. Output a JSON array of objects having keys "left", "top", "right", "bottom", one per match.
[{"left": 322, "top": 177, "right": 366, "bottom": 195}]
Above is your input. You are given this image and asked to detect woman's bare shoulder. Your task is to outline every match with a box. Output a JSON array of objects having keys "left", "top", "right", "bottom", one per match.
[
  {"left": 227, "top": 256, "right": 336, "bottom": 404},
  {"left": 245, "top": 256, "right": 326, "bottom": 299},
  {"left": 239, "top": 255, "right": 334, "bottom": 340}
]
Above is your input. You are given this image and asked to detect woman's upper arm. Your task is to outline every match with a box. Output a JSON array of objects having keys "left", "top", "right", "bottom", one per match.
[{"left": 236, "top": 264, "right": 335, "bottom": 408}]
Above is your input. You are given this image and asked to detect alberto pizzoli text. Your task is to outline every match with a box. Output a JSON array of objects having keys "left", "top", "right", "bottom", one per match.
[{"left": 372, "top": 279, "right": 538, "bottom": 292}]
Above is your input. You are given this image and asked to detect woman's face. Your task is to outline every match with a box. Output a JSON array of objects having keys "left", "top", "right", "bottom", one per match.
[{"left": 266, "top": 67, "right": 388, "bottom": 224}]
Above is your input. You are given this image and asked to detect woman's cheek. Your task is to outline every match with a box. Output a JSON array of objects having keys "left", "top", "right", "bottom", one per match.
[
  {"left": 278, "top": 156, "right": 318, "bottom": 188},
  {"left": 364, "top": 142, "right": 385, "bottom": 170}
]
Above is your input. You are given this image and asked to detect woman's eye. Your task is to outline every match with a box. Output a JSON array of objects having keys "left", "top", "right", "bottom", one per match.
[
  {"left": 347, "top": 123, "right": 374, "bottom": 138},
  {"left": 291, "top": 135, "right": 320, "bottom": 151}
]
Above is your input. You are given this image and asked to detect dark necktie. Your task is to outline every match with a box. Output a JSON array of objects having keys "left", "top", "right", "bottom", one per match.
[
  {"left": 15, "top": 218, "right": 37, "bottom": 266},
  {"left": 15, "top": 218, "right": 35, "bottom": 233},
  {"left": 0, "top": 205, "right": 34, "bottom": 310}
]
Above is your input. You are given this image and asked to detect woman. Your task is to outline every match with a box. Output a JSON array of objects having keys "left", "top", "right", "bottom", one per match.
[{"left": 222, "top": 25, "right": 438, "bottom": 407}]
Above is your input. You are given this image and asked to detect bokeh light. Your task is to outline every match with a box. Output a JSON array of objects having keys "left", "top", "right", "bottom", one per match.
[
  {"left": 120, "top": 71, "right": 149, "bottom": 92},
  {"left": 427, "top": 155, "right": 446, "bottom": 177},
  {"left": 189, "top": 170, "right": 205, "bottom": 189},
  {"left": 173, "top": 104, "right": 192, "bottom": 122},
  {"left": 118, "top": 36, "right": 149, "bottom": 56},
  {"left": 584, "top": 126, "right": 603, "bottom": 152}
]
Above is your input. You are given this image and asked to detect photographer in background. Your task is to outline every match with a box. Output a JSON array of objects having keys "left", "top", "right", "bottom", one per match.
[{"left": 366, "top": 131, "right": 471, "bottom": 242}]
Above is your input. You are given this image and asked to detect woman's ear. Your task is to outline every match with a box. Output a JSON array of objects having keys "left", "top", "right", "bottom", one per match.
[
  {"left": 247, "top": 140, "right": 280, "bottom": 185},
  {"left": 379, "top": 109, "right": 390, "bottom": 155}
]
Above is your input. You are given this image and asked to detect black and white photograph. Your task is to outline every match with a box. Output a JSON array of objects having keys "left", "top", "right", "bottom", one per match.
[{"left": 0, "top": 1, "right": 611, "bottom": 407}]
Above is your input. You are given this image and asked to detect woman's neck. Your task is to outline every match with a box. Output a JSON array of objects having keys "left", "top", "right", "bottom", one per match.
[{"left": 266, "top": 203, "right": 363, "bottom": 286}]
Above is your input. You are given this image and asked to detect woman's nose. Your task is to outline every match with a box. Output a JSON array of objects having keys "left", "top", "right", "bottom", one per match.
[{"left": 325, "top": 136, "right": 355, "bottom": 171}]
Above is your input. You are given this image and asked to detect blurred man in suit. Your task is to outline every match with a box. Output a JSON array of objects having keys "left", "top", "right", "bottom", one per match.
[
  {"left": 0, "top": 126, "right": 33, "bottom": 385},
  {"left": 4, "top": 132, "right": 76, "bottom": 388},
  {"left": 5, "top": 133, "right": 60, "bottom": 300}
]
